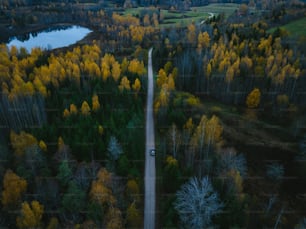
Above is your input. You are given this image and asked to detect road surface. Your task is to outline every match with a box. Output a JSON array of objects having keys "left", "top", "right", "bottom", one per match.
[
  {"left": 144, "top": 47, "right": 156, "bottom": 229},
  {"left": 200, "top": 12, "right": 215, "bottom": 24}
]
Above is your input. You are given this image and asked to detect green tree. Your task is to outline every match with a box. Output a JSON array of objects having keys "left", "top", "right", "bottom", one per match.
[
  {"left": 61, "top": 181, "right": 86, "bottom": 219},
  {"left": 56, "top": 160, "right": 73, "bottom": 187}
]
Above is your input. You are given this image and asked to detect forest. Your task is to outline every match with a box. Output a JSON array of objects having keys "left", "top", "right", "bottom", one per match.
[{"left": 1, "top": 0, "right": 306, "bottom": 228}]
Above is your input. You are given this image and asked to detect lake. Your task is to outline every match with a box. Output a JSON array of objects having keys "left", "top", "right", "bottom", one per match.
[{"left": 6, "top": 25, "right": 92, "bottom": 52}]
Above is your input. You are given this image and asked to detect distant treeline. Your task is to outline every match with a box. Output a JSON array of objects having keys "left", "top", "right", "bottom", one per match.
[{"left": 0, "top": 0, "right": 251, "bottom": 9}]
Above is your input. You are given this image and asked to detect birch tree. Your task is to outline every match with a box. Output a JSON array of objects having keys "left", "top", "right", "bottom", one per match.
[{"left": 174, "top": 176, "right": 223, "bottom": 229}]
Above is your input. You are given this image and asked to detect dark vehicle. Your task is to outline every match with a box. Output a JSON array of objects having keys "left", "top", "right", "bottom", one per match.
[{"left": 149, "top": 149, "right": 156, "bottom": 156}]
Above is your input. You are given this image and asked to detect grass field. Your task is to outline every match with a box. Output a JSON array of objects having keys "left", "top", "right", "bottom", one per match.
[
  {"left": 123, "top": 3, "right": 240, "bottom": 27},
  {"left": 268, "top": 17, "right": 306, "bottom": 37}
]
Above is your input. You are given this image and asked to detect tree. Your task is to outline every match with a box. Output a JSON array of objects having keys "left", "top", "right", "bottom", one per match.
[
  {"left": 69, "top": 104, "right": 78, "bottom": 115},
  {"left": 190, "top": 115, "right": 208, "bottom": 175},
  {"left": 217, "top": 149, "right": 247, "bottom": 178},
  {"left": 98, "top": 125, "right": 104, "bottom": 135},
  {"left": 118, "top": 76, "right": 131, "bottom": 92},
  {"left": 2, "top": 170, "right": 27, "bottom": 207},
  {"left": 239, "top": 3, "right": 248, "bottom": 15},
  {"left": 111, "top": 61, "right": 121, "bottom": 82},
  {"left": 246, "top": 88, "right": 261, "bottom": 108},
  {"left": 56, "top": 160, "right": 73, "bottom": 187},
  {"left": 128, "top": 59, "right": 145, "bottom": 76},
  {"left": 105, "top": 207, "right": 123, "bottom": 229},
  {"left": 159, "top": 84, "right": 170, "bottom": 107},
  {"left": 266, "top": 162, "right": 284, "bottom": 181},
  {"left": 107, "top": 136, "right": 123, "bottom": 172},
  {"left": 61, "top": 181, "right": 86, "bottom": 215},
  {"left": 168, "top": 123, "right": 181, "bottom": 158},
  {"left": 126, "top": 202, "right": 142, "bottom": 228},
  {"left": 126, "top": 179, "right": 140, "bottom": 202},
  {"left": 164, "top": 156, "right": 181, "bottom": 192},
  {"left": 198, "top": 32, "right": 210, "bottom": 49},
  {"left": 130, "top": 25, "right": 145, "bottom": 43},
  {"left": 89, "top": 168, "right": 116, "bottom": 206},
  {"left": 92, "top": 94, "right": 100, "bottom": 112},
  {"left": 183, "top": 117, "right": 194, "bottom": 167},
  {"left": 187, "top": 22, "right": 196, "bottom": 45},
  {"left": 132, "top": 78, "right": 141, "bottom": 94},
  {"left": 46, "top": 217, "right": 59, "bottom": 229},
  {"left": 16, "top": 200, "right": 44, "bottom": 229},
  {"left": 39, "top": 140, "right": 47, "bottom": 152},
  {"left": 174, "top": 176, "right": 223, "bottom": 229},
  {"left": 63, "top": 108, "right": 70, "bottom": 118},
  {"left": 81, "top": 101, "right": 91, "bottom": 116},
  {"left": 142, "top": 14, "right": 150, "bottom": 26},
  {"left": 10, "top": 130, "right": 38, "bottom": 157},
  {"left": 205, "top": 115, "right": 223, "bottom": 153},
  {"left": 156, "top": 68, "right": 168, "bottom": 88},
  {"left": 121, "top": 57, "right": 129, "bottom": 73}
]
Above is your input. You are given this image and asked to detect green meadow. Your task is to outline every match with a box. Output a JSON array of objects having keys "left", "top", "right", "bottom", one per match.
[{"left": 268, "top": 16, "right": 306, "bottom": 37}]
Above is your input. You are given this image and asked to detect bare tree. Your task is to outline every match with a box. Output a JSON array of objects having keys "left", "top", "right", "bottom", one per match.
[
  {"left": 168, "top": 123, "right": 181, "bottom": 159},
  {"left": 174, "top": 176, "right": 223, "bottom": 229},
  {"left": 217, "top": 148, "right": 247, "bottom": 178}
]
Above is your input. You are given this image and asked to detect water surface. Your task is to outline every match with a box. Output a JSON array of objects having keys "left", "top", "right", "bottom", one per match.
[{"left": 7, "top": 25, "right": 91, "bottom": 52}]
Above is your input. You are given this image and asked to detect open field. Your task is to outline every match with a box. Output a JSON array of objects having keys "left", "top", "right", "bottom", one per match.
[
  {"left": 123, "top": 3, "right": 240, "bottom": 27},
  {"left": 268, "top": 16, "right": 306, "bottom": 37}
]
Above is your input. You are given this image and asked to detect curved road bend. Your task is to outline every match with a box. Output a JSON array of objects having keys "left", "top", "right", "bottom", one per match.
[{"left": 144, "top": 48, "right": 156, "bottom": 229}]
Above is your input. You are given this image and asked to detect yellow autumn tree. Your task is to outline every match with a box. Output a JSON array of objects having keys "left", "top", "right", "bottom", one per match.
[
  {"left": 205, "top": 115, "right": 223, "bottom": 149},
  {"left": 198, "top": 31, "right": 210, "bottom": 49},
  {"left": 39, "top": 140, "right": 47, "bottom": 152},
  {"left": 128, "top": 59, "right": 145, "bottom": 76},
  {"left": 111, "top": 61, "right": 121, "bottom": 82},
  {"left": 143, "top": 14, "right": 150, "bottom": 26},
  {"left": 89, "top": 168, "right": 116, "bottom": 206},
  {"left": 10, "top": 131, "right": 38, "bottom": 157},
  {"left": 246, "top": 88, "right": 261, "bottom": 108},
  {"left": 63, "top": 108, "right": 70, "bottom": 118},
  {"left": 187, "top": 22, "right": 196, "bottom": 44},
  {"left": 132, "top": 78, "right": 141, "bottom": 93},
  {"left": 159, "top": 84, "right": 170, "bottom": 107},
  {"left": 16, "top": 200, "right": 44, "bottom": 229},
  {"left": 118, "top": 76, "right": 131, "bottom": 92},
  {"left": 81, "top": 101, "right": 91, "bottom": 116},
  {"left": 168, "top": 74, "right": 175, "bottom": 91},
  {"left": 105, "top": 207, "right": 124, "bottom": 229},
  {"left": 33, "top": 77, "right": 47, "bottom": 97},
  {"left": 92, "top": 94, "right": 100, "bottom": 112},
  {"left": 130, "top": 25, "right": 145, "bottom": 43},
  {"left": 98, "top": 125, "right": 104, "bottom": 135},
  {"left": 156, "top": 68, "right": 168, "bottom": 88},
  {"left": 58, "top": 136, "right": 65, "bottom": 150},
  {"left": 2, "top": 170, "right": 27, "bottom": 207},
  {"left": 121, "top": 57, "right": 129, "bottom": 73},
  {"left": 69, "top": 103, "right": 78, "bottom": 115}
]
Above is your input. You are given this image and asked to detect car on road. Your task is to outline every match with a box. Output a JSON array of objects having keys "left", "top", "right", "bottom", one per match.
[{"left": 149, "top": 149, "right": 156, "bottom": 156}]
